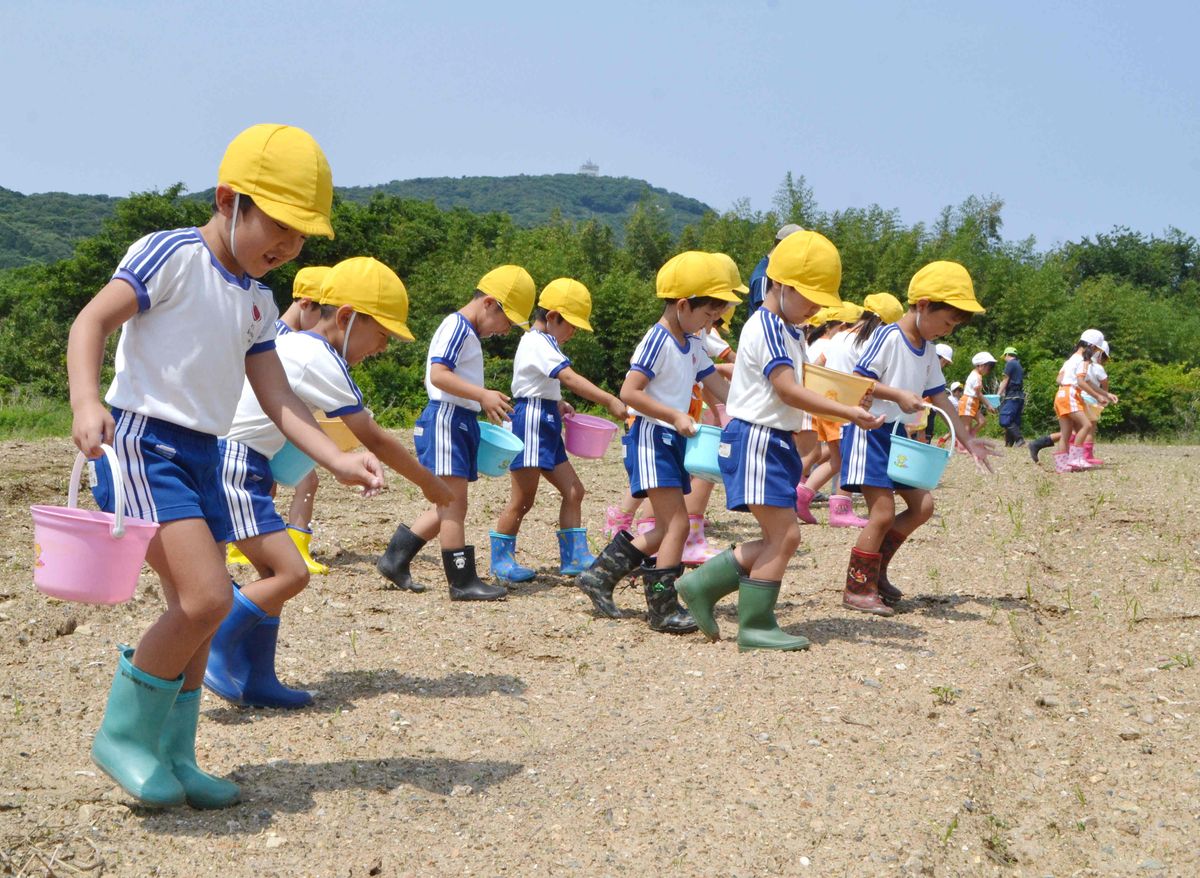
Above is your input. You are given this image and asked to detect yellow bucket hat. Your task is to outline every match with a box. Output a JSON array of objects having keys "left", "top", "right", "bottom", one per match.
[
  {"left": 318, "top": 257, "right": 413, "bottom": 341},
  {"left": 292, "top": 266, "right": 330, "bottom": 300},
  {"left": 478, "top": 265, "right": 535, "bottom": 327},
  {"left": 539, "top": 278, "right": 593, "bottom": 332},
  {"left": 862, "top": 292, "right": 904, "bottom": 324},
  {"left": 806, "top": 306, "right": 836, "bottom": 326},
  {"left": 836, "top": 301, "right": 865, "bottom": 323},
  {"left": 656, "top": 252, "right": 743, "bottom": 302},
  {"left": 765, "top": 230, "right": 842, "bottom": 308},
  {"left": 711, "top": 252, "right": 749, "bottom": 294},
  {"left": 906, "top": 261, "right": 985, "bottom": 313}
]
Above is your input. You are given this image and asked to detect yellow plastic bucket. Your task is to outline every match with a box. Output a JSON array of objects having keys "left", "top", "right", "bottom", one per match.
[
  {"left": 801, "top": 363, "right": 875, "bottom": 424},
  {"left": 317, "top": 415, "right": 361, "bottom": 451}
]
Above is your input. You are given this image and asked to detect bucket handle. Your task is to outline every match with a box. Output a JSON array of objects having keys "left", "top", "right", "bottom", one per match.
[
  {"left": 68, "top": 444, "right": 126, "bottom": 539},
  {"left": 892, "top": 403, "right": 956, "bottom": 451}
]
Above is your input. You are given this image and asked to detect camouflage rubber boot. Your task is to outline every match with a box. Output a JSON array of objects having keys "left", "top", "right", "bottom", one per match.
[
  {"left": 575, "top": 530, "right": 646, "bottom": 618},
  {"left": 842, "top": 547, "right": 893, "bottom": 617},
  {"left": 642, "top": 565, "right": 698, "bottom": 634},
  {"left": 877, "top": 529, "right": 908, "bottom": 607}
]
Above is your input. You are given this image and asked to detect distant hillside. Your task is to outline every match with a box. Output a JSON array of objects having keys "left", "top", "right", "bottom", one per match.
[{"left": 0, "top": 174, "right": 712, "bottom": 269}]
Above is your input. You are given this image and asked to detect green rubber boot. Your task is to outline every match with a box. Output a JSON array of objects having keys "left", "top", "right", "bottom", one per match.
[
  {"left": 676, "top": 547, "right": 744, "bottom": 641},
  {"left": 736, "top": 578, "right": 811, "bottom": 652},
  {"left": 91, "top": 647, "right": 186, "bottom": 807},
  {"left": 160, "top": 688, "right": 241, "bottom": 809}
]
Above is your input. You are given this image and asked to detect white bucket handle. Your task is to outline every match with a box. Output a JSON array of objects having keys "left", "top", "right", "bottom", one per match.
[
  {"left": 68, "top": 444, "right": 125, "bottom": 539},
  {"left": 891, "top": 403, "right": 956, "bottom": 451}
]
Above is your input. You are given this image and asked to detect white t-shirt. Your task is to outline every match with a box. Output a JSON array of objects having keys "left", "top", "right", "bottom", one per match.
[
  {"left": 962, "top": 370, "right": 983, "bottom": 400},
  {"left": 807, "top": 335, "right": 831, "bottom": 365},
  {"left": 511, "top": 329, "right": 570, "bottom": 401},
  {"left": 628, "top": 324, "right": 715, "bottom": 429},
  {"left": 854, "top": 323, "right": 946, "bottom": 425},
  {"left": 1088, "top": 361, "right": 1107, "bottom": 385},
  {"left": 105, "top": 228, "right": 278, "bottom": 437},
  {"left": 425, "top": 312, "right": 484, "bottom": 412},
  {"left": 821, "top": 328, "right": 868, "bottom": 374},
  {"left": 223, "top": 331, "right": 365, "bottom": 457},
  {"left": 702, "top": 328, "right": 732, "bottom": 361},
  {"left": 726, "top": 308, "right": 809, "bottom": 432},
  {"left": 1058, "top": 352, "right": 1087, "bottom": 387}
]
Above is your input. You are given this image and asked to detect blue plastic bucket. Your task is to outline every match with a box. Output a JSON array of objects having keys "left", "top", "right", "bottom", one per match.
[
  {"left": 269, "top": 441, "right": 316, "bottom": 487},
  {"left": 886, "top": 405, "right": 955, "bottom": 490},
  {"left": 683, "top": 424, "right": 723, "bottom": 482},
  {"left": 477, "top": 422, "right": 526, "bottom": 477},
  {"left": 983, "top": 393, "right": 1001, "bottom": 408}
]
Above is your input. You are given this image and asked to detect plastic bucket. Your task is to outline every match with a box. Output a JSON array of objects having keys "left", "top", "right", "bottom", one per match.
[
  {"left": 317, "top": 415, "right": 361, "bottom": 451},
  {"left": 270, "top": 441, "right": 316, "bottom": 487},
  {"left": 802, "top": 363, "right": 875, "bottom": 424},
  {"left": 1081, "top": 394, "right": 1104, "bottom": 422},
  {"left": 684, "top": 424, "right": 723, "bottom": 482},
  {"left": 983, "top": 393, "right": 1001, "bottom": 409},
  {"left": 477, "top": 421, "right": 526, "bottom": 477},
  {"left": 562, "top": 413, "right": 618, "bottom": 459},
  {"left": 886, "top": 404, "right": 955, "bottom": 490},
  {"left": 30, "top": 445, "right": 159, "bottom": 605}
]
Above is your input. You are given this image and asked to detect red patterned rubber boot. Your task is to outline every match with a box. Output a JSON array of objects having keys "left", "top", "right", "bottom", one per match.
[
  {"left": 877, "top": 529, "right": 908, "bottom": 607},
  {"left": 843, "top": 548, "right": 893, "bottom": 617}
]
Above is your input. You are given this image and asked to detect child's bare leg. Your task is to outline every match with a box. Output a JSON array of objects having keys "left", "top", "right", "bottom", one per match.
[
  {"left": 287, "top": 470, "right": 319, "bottom": 529},
  {"left": 544, "top": 462, "right": 585, "bottom": 529},
  {"left": 684, "top": 477, "right": 715, "bottom": 516},
  {"left": 745, "top": 506, "right": 802, "bottom": 581},
  {"left": 433, "top": 477, "right": 470, "bottom": 549},
  {"left": 620, "top": 491, "right": 642, "bottom": 516},
  {"left": 496, "top": 468, "right": 541, "bottom": 535},
  {"left": 634, "top": 487, "right": 688, "bottom": 567},
  {"left": 1055, "top": 416, "right": 1075, "bottom": 454},
  {"left": 236, "top": 530, "right": 310, "bottom": 616},
  {"left": 855, "top": 487, "right": 896, "bottom": 553}
]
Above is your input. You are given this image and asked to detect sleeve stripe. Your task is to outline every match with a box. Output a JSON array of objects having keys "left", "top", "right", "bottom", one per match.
[
  {"left": 855, "top": 324, "right": 893, "bottom": 374},
  {"left": 125, "top": 229, "right": 198, "bottom": 283}
]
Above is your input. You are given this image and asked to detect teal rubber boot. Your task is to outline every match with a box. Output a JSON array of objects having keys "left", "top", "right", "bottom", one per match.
[
  {"left": 91, "top": 647, "right": 186, "bottom": 807},
  {"left": 489, "top": 532, "right": 536, "bottom": 583},
  {"left": 161, "top": 688, "right": 240, "bottom": 809},
  {"left": 556, "top": 528, "right": 595, "bottom": 575},
  {"left": 736, "top": 578, "right": 811, "bottom": 652},
  {"left": 676, "top": 547, "right": 744, "bottom": 641}
]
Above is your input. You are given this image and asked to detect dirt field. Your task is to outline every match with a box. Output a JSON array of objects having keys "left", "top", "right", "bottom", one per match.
[{"left": 2, "top": 435, "right": 1199, "bottom": 877}]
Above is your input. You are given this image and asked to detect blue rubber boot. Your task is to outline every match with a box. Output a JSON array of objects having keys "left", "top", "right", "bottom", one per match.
[
  {"left": 241, "top": 616, "right": 314, "bottom": 709},
  {"left": 202, "top": 585, "right": 264, "bottom": 705},
  {"left": 489, "top": 531, "right": 536, "bottom": 583},
  {"left": 557, "top": 528, "right": 595, "bottom": 575},
  {"left": 160, "top": 688, "right": 240, "bottom": 808},
  {"left": 91, "top": 647, "right": 186, "bottom": 807}
]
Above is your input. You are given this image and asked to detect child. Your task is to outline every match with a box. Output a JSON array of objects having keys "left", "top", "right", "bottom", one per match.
[
  {"left": 207, "top": 257, "right": 452, "bottom": 708},
  {"left": 919, "top": 344, "right": 954, "bottom": 443},
  {"left": 676, "top": 230, "right": 883, "bottom": 651},
  {"left": 377, "top": 265, "right": 535, "bottom": 600},
  {"left": 1049, "top": 329, "right": 1112, "bottom": 473},
  {"left": 278, "top": 265, "right": 329, "bottom": 334},
  {"left": 839, "top": 261, "right": 997, "bottom": 615},
  {"left": 576, "top": 251, "right": 737, "bottom": 633},
  {"left": 1083, "top": 340, "right": 1116, "bottom": 464},
  {"left": 490, "top": 278, "right": 626, "bottom": 582},
  {"left": 958, "top": 351, "right": 997, "bottom": 439},
  {"left": 66, "top": 125, "right": 383, "bottom": 809}
]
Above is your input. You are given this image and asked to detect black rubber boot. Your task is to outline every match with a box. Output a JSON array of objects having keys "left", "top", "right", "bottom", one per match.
[
  {"left": 575, "top": 530, "right": 646, "bottom": 618},
  {"left": 643, "top": 565, "right": 698, "bottom": 634},
  {"left": 377, "top": 523, "right": 428, "bottom": 593},
  {"left": 1028, "top": 436, "right": 1053, "bottom": 463},
  {"left": 443, "top": 547, "right": 507, "bottom": 602}
]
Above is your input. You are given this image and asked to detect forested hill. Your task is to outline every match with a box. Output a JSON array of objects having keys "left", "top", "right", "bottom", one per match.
[{"left": 0, "top": 175, "right": 713, "bottom": 269}]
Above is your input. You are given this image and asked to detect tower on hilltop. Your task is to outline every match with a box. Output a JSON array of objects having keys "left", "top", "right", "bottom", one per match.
[{"left": 578, "top": 159, "right": 599, "bottom": 177}]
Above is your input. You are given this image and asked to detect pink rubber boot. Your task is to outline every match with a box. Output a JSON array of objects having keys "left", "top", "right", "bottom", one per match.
[
  {"left": 634, "top": 517, "right": 657, "bottom": 562},
  {"left": 1054, "top": 451, "right": 1074, "bottom": 474},
  {"left": 828, "top": 495, "right": 868, "bottom": 528},
  {"left": 794, "top": 484, "right": 818, "bottom": 525},
  {"left": 604, "top": 505, "right": 634, "bottom": 538},
  {"left": 1068, "top": 444, "right": 1095, "bottom": 470},
  {"left": 1083, "top": 441, "right": 1104, "bottom": 466},
  {"left": 681, "top": 514, "right": 720, "bottom": 566}
]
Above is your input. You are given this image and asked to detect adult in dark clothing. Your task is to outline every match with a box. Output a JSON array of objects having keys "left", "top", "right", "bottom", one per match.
[
  {"left": 997, "top": 346, "right": 1025, "bottom": 447},
  {"left": 747, "top": 223, "right": 803, "bottom": 317}
]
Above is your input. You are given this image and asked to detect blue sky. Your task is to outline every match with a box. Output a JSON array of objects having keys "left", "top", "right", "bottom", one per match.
[{"left": 2, "top": 0, "right": 1197, "bottom": 247}]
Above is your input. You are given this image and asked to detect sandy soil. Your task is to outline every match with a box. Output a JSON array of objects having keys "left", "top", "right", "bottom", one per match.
[{"left": 2, "top": 435, "right": 1199, "bottom": 877}]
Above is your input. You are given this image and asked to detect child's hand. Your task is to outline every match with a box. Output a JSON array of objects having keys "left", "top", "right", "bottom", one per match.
[
  {"left": 480, "top": 390, "right": 512, "bottom": 424},
  {"left": 330, "top": 451, "right": 385, "bottom": 497},
  {"left": 858, "top": 387, "right": 875, "bottom": 409},
  {"left": 422, "top": 474, "right": 454, "bottom": 507},
  {"left": 673, "top": 413, "right": 698, "bottom": 437},
  {"left": 558, "top": 400, "right": 576, "bottom": 418},
  {"left": 1106, "top": 392, "right": 1119, "bottom": 405},
  {"left": 896, "top": 391, "right": 925, "bottom": 413},
  {"left": 606, "top": 397, "right": 628, "bottom": 420},
  {"left": 72, "top": 399, "right": 114, "bottom": 459},
  {"left": 852, "top": 409, "right": 885, "bottom": 431},
  {"left": 964, "top": 437, "right": 1001, "bottom": 474}
]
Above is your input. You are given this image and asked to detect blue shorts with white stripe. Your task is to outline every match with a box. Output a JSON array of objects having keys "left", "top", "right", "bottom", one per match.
[
  {"left": 509, "top": 398, "right": 568, "bottom": 471},
  {"left": 841, "top": 420, "right": 907, "bottom": 492},
  {"left": 622, "top": 416, "right": 691, "bottom": 498},
  {"left": 217, "top": 438, "right": 287, "bottom": 543},
  {"left": 414, "top": 401, "right": 481, "bottom": 481},
  {"left": 718, "top": 418, "right": 802, "bottom": 511}
]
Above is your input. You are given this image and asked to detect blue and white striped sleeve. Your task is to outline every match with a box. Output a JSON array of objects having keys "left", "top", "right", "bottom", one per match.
[
  {"left": 429, "top": 315, "right": 470, "bottom": 370},
  {"left": 112, "top": 229, "right": 199, "bottom": 312},
  {"left": 761, "top": 314, "right": 795, "bottom": 378},
  {"left": 629, "top": 326, "right": 667, "bottom": 379},
  {"left": 854, "top": 325, "right": 891, "bottom": 380}
]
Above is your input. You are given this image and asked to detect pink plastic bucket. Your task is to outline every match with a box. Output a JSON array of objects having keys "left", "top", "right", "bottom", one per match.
[
  {"left": 563, "top": 413, "right": 619, "bottom": 459},
  {"left": 30, "top": 445, "right": 159, "bottom": 605}
]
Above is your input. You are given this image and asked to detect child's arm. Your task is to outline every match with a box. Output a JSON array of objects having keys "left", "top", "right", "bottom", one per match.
[
  {"left": 246, "top": 351, "right": 383, "bottom": 494},
  {"left": 699, "top": 369, "right": 731, "bottom": 405},
  {"left": 557, "top": 366, "right": 627, "bottom": 419},
  {"left": 429, "top": 364, "right": 512, "bottom": 423},
  {"left": 867, "top": 381, "right": 926, "bottom": 414},
  {"left": 67, "top": 280, "right": 141, "bottom": 458},
  {"left": 767, "top": 366, "right": 884, "bottom": 430},
  {"left": 927, "top": 389, "right": 1000, "bottom": 471},
  {"left": 339, "top": 411, "right": 454, "bottom": 506},
  {"left": 620, "top": 371, "right": 696, "bottom": 435}
]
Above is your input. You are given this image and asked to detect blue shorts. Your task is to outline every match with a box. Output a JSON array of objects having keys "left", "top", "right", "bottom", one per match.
[
  {"left": 841, "top": 421, "right": 914, "bottom": 492},
  {"left": 509, "top": 398, "right": 568, "bottom": 471},
  {"left": 217, "top": 439, "right": 286, "bottom": 543},
  {"left": 414, "top": 401, "right": 480, "bottom": 482},
  {"left": 719, "top": 418, "right": 802, "bottom": 511},
  {"left": 91, "top": 408, "right": 231, "bottom": 542},
  {"left": 622, "top": 417, "right": 691, "bottom": 498}
]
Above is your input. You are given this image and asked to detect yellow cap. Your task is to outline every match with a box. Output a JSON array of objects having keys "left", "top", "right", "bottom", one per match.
[
  {"left": 292, "top": 266, "right": 330, "bottom": 300},
  {"left": 478, "top": 265, "right": 535, "bottom": 327},
  {"left": 539, "top": 278, "right": 593, "bottom": 332},
  {"left": 656, "top": 251, "right": 743, "bottom": 302},
  {"left": 318, "top": 257, "right": 413, "bottom": 342},
  {"left": 906, "top": 261, "right": 985, "bottom": 313},
  {"left": 765, "top": 230, "right": 842, "bottom": 308},
  {"left": 836, "top": 301, "right": 865, "bottom": 323},
  {"left": 807, "top": 306, "right": 837, "bottom": 326},
  {"left": 218, "top": 124, "right": 335, "bottom": 239},
  {"left": 862, "top": 292, "right": 904, "bottom": 324},
  {"left": 711, "top": 252, "right": 749, "bottom": 294}
]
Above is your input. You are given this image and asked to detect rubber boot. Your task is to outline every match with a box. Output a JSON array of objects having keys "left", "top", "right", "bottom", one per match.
[
  {"left": 680, "top": 514, "right": 720, "bottom": 566},
  {"left": 1053, "top": 451, "right": 1074, "bottom": 474},
  {"left": 241, "top": 616, "right": 314, "bottom": 708},
  {"left": 603, "top": 505, "right": 634, "bottom": 539},
  {"left": 676, "top": 547, "right": 744, "bottom": 641},
  {"left": 202, "top": 585, "right": 264, "bottom": 705},
  {"left": 556, "top": 528, "right": 595, "bottom": 575},
  {"left": 575, "top": 530, "right": 646, "bottom": 618},
  {"left": 642, "top": 565, "right": 698, "bottom": 634},
  {"left": 91, "top": 647, "right": 186, "bottom": 807},
  {"left": 1068, "top": 444, "right": 1095, "bottom": 471},
  {"left": 842, "top": 548, "right": 893, "bottom": 616},
  {"left": 443, "top": 546, "right": 507, "bottom": 601},
  {"left": 377, "top": 523, "right": 428, "bottom": 593},
  {"left": 1083, "top": 441, "right": 1104, "bottom": 466},
  {"left": 736, "top": 578, "right": 811, "bottom": 652},
  {"left": 160, "top": 688, "right": 240, "bottom": 808},
  {"left": 828, "top": 495, "right": 868, "bottom": 528},
  {"left": 877, "top": 529, "right": 907, "bottom": 607},
  {"left": 226, "top": 542, "right": 252, "bottom": 567},
  {"left": 287, "top": 525, "right": 329, "bottom": 575},
  {"left": 794, "top": 484, "right": 818, "bottom": 525},
  {"left": 1028, "top": 436, "right": 1053, "bottom": 463},
  {"left": 489, "top": 532, "right": 536, "bottom": 583}
]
